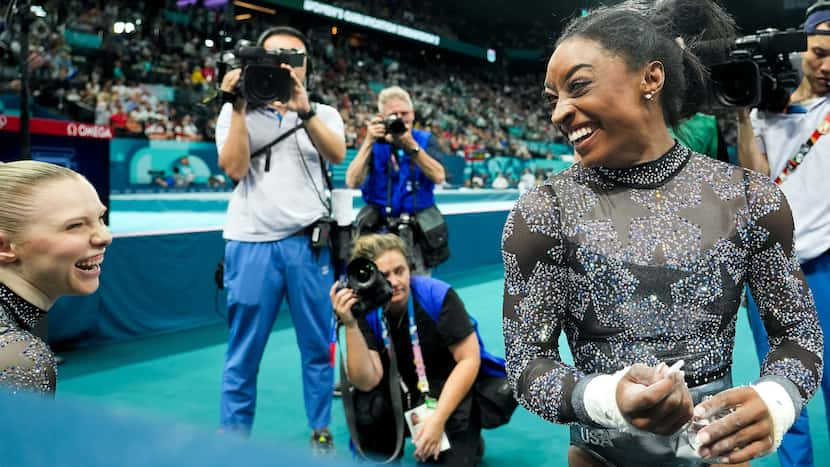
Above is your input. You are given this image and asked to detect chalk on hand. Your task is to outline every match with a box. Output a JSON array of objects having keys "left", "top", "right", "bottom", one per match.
[{"left": 666, "top": 360, "right": 685, "bottom": 375}]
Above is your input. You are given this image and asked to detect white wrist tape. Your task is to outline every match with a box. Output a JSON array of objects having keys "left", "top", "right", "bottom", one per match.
[
  {"left": 583, "top": 366, "right": 646, "bottom": 433},
  {"left": 750, "top": 381, "right": 796, "bottom": 452}
]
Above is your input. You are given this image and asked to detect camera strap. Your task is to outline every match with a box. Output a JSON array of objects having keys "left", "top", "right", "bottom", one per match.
[
  {"left": 410, "top": 157, "right": 418, "bottom": 216},
  {"left": 385, "top": 149, "right": 397, "bottom": 217},
  {"left": 339, "top": 309, "right": 406, "bottom": 463},
  {"left": 308, "top": 128, "right": 334, "bottom": 210},
  {"left": 378, "top": 295, "right": 436, "bottom": 408},
  {"left": 295, "top": 105, "right": 334, "bottom": 215},
  {"left": 384, "top": 148, "right": 420, "bottom": 218},
  {"left": 250, "top": 121, "right": 304, "bottom": 172},
  {"left": 775, "top": 110, "right": 830, "bottom": 185}
]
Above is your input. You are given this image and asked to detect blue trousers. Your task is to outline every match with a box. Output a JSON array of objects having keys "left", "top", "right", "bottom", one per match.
[
  {"left": 747, "top": 249, "right": 830, "bottom": 467},
  {"left": 219, "top": 237, "right": 334, "bottom": 433}
]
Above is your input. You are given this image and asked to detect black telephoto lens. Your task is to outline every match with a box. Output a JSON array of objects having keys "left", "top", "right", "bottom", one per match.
[
  {"left": 384, "top": 115, "right": 407, "bottom": 135},
  {"left": 345, "top": 258, "right": 393, "bottom": 318}
]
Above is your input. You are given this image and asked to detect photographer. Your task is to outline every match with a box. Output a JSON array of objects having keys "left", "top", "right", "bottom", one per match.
[
  {"left": 345, "top": 86, "right": 447, "bottom": 276},
  {"left": 214, "top": 26, "right": 346, "bottom": 453},
  {"left": 330, "top": 233, "right": 482, "bottom": 465},
  {"left": 737, "top": 2, "right": 830, "bottom": 465}
]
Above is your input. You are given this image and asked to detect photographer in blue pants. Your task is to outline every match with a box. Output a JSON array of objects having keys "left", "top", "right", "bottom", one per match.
[{"left": 215, "top": 25, "right": 346, "bottom": 453}]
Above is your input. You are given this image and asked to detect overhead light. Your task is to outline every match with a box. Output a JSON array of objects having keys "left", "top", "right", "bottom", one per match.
[
  {"left": 124, "top": 22, "right": 135, "bottom": 33},
  {"left": 331, "top": 26, "right": 338, "bottom": 35},
  {"left": 235, "top": 13, "right": 252, "bottom": 21},
  {"left": 225, "top": 36, "right": 233, "bottom": 43},
  {"left": 113, "top": 22, "right": 125, "bottom": 34},
  {"left": 30, "top": 5, "right": 47, "bottom": 17},
  {"left": 205, "top": 39, "right": 215, "bottom": 47},
  {"left": 233, "top": 1, "right": 276, "bottom": 14}
]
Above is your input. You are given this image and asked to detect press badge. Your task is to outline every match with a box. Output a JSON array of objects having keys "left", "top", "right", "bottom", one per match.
[{"left": 404, "top": 403, "right": 451, "bottom": 452}]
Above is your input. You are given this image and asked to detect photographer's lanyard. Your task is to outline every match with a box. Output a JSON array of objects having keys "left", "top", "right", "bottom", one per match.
[
  {"left": 775, "top": 111, "right": 830, "bottom": 185},
  {"left": 377, "top": 296, "right": 437, "bottom": 409},
  {"left": 385, "top": 152, "right": 396, "bottom": 217},
  {"left": 385, "top": 149, "right": 419, "bottom": 217}
]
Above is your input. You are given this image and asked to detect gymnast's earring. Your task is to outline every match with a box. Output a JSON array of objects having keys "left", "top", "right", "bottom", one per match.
[{"left": 644, "top": 92, "right": 654, "bottom": 101}]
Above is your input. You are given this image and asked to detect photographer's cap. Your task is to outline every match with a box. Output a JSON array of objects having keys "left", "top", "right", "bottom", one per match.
[{"left": 806, "top": 0, "right": 830, "bottom": 34}]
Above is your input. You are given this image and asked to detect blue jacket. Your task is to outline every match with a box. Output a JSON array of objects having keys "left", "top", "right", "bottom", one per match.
[
  {"left": 360, "top": 129, "right": 436, "bottom": 217},
  {"left": 364, "top": 275, "right": 506, "bottom": 378}
]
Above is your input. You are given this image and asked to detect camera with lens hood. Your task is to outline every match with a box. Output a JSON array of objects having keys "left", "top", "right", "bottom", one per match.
[
  {"left": 217, "top": 41, "right": 305, "bottom": 107},
  {"left": 383, "top": 114, "right": 407, "bottom": 136},
  {"left": 339, "top": 257, "right": 393, "bottom": 319},
  {"left": 706, "top": 28, "right": 805, "bottom": 112}
]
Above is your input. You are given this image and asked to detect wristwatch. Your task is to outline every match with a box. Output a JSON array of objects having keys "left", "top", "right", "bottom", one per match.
[
  {"left": 406, "top": 145, "right": 421, "bottom": 156},
  {"left": 220, "top": 91, "right": 238, "bottom": 105},
  {"left": 297, "top": 106, "right": 316, "bottom": 121}
]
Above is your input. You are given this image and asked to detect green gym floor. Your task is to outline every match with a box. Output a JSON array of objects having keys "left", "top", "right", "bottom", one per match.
[{"left": 57, "top": 267, "right": 827, "bottom": 466}]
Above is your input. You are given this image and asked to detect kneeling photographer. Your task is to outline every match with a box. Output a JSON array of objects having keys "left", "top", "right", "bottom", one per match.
[
  {"left": 330, "top": 234, "right": 515, "bottom": 465},
  {"left": 214, "top": 26, "right": 346, "bottom": 452},
  {"left": 345, "top": 86, "right": 449, "bottom": 276}
]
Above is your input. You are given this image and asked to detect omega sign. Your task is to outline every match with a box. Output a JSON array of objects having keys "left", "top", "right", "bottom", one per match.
[{"left": 66, "top": 123, "right": 112, "bottom": 139}]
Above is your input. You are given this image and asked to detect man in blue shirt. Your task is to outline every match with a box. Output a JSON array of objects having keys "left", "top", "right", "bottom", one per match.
[{"left": 346, "top": 86, "right": 446, "bottom": 275}]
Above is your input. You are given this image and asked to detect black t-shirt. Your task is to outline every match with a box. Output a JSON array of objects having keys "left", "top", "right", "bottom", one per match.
[{"left": 359, "top": 288, "right": 474, "bottom": 408}]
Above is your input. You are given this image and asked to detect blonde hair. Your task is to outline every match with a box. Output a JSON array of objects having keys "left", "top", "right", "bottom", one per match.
[
  {"left": 350, "top": 233, "right": 411, "bottom": 264},
  {"left": 377, "top": 86, "right": 413, "bottom": 114},
  {"left": 0, "top": 161, "right": 82, "bottom": 238}
]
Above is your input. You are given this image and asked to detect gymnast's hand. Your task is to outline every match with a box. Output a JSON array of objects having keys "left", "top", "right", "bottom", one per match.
[
  {"left": 692, "top": 387, "right": 773, "bottom": 464},
  {"left": 616, "top": 363, "right": 693, "bottom": 435}
]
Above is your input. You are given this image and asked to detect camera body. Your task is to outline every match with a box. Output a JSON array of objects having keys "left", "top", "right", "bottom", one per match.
[
  {"left": 340, "top": 257, "right": 393, "bottom": 319},
  {"left": 388, "top": 213, "right": 416, "bottom": 256},
  {"left": 707, "top": 29, "right": 805, "bottom": 111},
  {"left": 217, "top": 42, "right": 305, "bottom": 107},
  {"left": 383, "top": 114, "right": 408, "bottom": 136}
]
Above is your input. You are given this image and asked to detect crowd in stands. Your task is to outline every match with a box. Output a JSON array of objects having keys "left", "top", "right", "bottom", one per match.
[
  {"left": 1, "top": 0, "right": 224, "bottom": 140},
  {"left": 327, "top": 0, "right": 459, "bottom": 39},
  {"left": 306, "top": 29, "right": 564, "bottom": 158},
  {"left": 1, "top": 0, "right": 570, "bottom": 188}
]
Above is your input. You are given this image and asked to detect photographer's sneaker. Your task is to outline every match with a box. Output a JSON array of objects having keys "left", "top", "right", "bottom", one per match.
[
  {"left": 333, "top": 380, "right": 346, "bottom": 398},
  {"left": 310, "top": 429, "right": 335, "bottom": 456}
]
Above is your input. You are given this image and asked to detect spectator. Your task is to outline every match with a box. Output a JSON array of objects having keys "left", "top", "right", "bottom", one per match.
[
  {"left": 491, "top": 172, "right": 508, "bottom": 189},
  {"left": 172, "top": 156, "right": 195, "bottom": 187},
  {"left": 175, "top": 114, "right": 202, "bottom": 141},
  {"left": 517, "top": 168, "right": 535, "bottom": 193}
]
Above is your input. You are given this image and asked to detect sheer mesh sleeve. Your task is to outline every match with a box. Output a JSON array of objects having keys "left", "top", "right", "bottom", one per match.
[
  {"left": 501, "top": 185, "right": 583, "bottom": 424},
  {"left": 0, "top": 330, "right": 57, "bottom": 395},
  {"left": 743, "top": 171, "right": 824, "bottom": 401}
]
